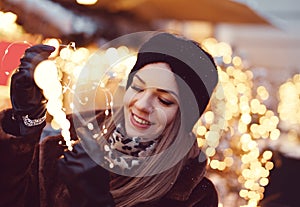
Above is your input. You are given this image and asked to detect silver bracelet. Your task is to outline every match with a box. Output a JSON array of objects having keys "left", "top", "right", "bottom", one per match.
[{"left": 22, "top": 114, "right": 46, "bottom": 127}]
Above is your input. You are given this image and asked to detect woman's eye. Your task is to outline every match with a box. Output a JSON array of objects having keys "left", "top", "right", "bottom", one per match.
[
  {"left": 158, "top": 97, "right": 174, "bottom": 106},
  {"left": 131, "top": 85, "right": 144, "bottom": 92}
]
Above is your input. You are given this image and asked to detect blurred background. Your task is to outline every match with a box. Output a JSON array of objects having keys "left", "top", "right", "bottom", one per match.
[{"left": 1, "top": 0, "right": 300, "bottom": 207}]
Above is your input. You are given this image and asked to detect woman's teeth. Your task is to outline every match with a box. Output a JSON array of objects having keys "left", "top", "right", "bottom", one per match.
[{"left": 133, "top": 114, "right": 151, "bottom": 125}]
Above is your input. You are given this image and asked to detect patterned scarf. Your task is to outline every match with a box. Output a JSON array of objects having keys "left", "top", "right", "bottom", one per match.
[{"left": 103, "top": 124, "right": 157, "bottom": 170}]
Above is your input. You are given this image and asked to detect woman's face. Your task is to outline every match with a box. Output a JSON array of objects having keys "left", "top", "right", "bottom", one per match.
[{"left": 123, "top": 62, "right": 179, "bottom": 140}]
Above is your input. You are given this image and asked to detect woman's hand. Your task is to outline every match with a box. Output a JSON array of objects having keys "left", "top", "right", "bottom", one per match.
[{"left": 10, "top": 44, "right": 55, "bottom": 136}]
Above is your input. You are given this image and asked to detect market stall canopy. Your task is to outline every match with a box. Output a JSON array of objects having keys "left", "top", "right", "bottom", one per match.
[
  {"left": 235, "top": 0, "right": 300, "bottom": 34},
  {"left": 93, "top": 0, "right": 270, "bottom": 24},
  {"left": 0, "top": 0, "right": 270, "bottom": 45}
]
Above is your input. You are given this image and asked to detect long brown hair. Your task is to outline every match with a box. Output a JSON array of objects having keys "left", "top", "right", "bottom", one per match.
[{"left": 101, "top": 107, "right": 201, "bottom": 206}]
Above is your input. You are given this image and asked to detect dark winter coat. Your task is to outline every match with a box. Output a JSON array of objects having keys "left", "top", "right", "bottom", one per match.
[{"left": 0, "top": 109, "right": 218, "bottom": 207}]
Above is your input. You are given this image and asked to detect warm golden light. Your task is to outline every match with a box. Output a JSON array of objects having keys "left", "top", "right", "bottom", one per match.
[
  {"left": 42, "top": 38, "right": 60, "bottom": 58},
  {"left": 196, "top": 125, "right": 207, "bottom": 136},
  {"left": 262, "top": 150, "right": 273, "bottom": 160},
  {"left": 199, "top": 37, "right": 279, "bottom": 207},
  {"left": 265, "top": 161, "right": 274, "bottom": 170},
  {"left": 0, "top": 11, "right": 29, "bottom": 41},
  {"left": 277, "top": 73, "right": 300, "bottom": 151},
  {"left": 34, "top": 60, "right": 73, "bottom": 151},
  {"left": 257, "top": 86, "right": 269, "bottom": 100},
  {"left": 232, "top": 56, "right": 242, "bottom": 67},
  {"left": 204, "top": 111, "right": 215, "bottom": 124},
  {"left": 76, "top": 0, "right": 98, "bottom": 5}
]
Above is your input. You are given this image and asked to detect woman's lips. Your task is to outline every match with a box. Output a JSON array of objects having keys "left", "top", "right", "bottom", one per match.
[{"left": 130, "top": 112, "right": 153, "bottom": 129}]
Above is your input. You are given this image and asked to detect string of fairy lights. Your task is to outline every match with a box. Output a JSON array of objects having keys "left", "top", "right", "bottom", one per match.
[{"left": 1, "top": 10, "right": 300, "bottom": 207}]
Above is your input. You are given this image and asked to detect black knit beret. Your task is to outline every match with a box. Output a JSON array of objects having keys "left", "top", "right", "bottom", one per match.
[{"left": 126, "top": 33, "right": 218, "bottom": 132}]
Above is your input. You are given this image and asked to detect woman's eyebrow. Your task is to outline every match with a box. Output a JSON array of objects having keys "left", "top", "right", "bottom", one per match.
[{"left": 134, "top": 75, "right": 145, "bottom": 84}]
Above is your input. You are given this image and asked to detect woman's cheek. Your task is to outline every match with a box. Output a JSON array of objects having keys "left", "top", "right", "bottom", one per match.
[{"left": 165, "top": 107, "right": 179, "bottom": 124}]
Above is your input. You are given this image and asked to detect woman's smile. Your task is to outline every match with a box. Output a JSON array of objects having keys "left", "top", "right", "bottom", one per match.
[{"left": 130, "top": 111, "right": 154, "bottom": 128}]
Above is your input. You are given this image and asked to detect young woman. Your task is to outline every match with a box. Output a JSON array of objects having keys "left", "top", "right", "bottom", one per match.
[{"left": 0, "top": 32, "right": 219, "bottom": 207}]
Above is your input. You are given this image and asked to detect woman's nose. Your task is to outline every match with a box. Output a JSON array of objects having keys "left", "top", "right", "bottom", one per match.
[{"left": 134, "top": 92, "right": 154, "bottom": 113}]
